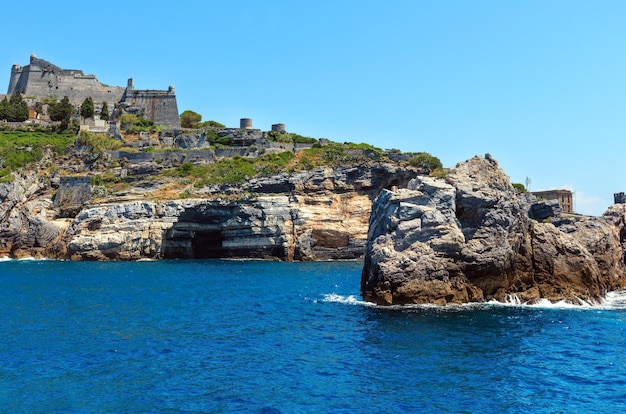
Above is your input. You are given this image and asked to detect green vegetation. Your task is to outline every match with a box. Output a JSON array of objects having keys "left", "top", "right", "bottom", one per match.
[
  {"left": 166, "top": 157, "right": 256, "bottom": 186},
  {"left": 512, "top": 183, "right": 527, "bottom": 192},
  {"left": 180, "top": 110, "right": 202, "bottom": 128},
  {"left": 408, "top": 152, "right": 444, "bottom": 175},
  {"left": 119, "top": 113, "right": 162, "bottom": 133},
  {"left": 163, "top": 152, "right": 298, "bottom": 187},
  {"left": 80, "top": 97, "right": 94, "bottom": 119},
  {"left": 0, "top": 130, "right": 74, "bottom": 182},
  {"left": 77, "top": 131, "right": 123, "bottom": 153},
  {"left": 0, "top": 93, "right": 29, "bottom": 122},
  {"left": 205, "top": 129, "right": 230, "bottom": 146},
  {"left": 159, "top": 141, "right": 391, "bottom": 187},
  {"left": 100, "top": 102, "right": 109, "bottom": 121},
  {"left": 180, "top": 110, "right": 225, "bottom": 129},
  {"left": 201, "top": 120, "right": 225, "bottom": 128},
  {"left": 267, "top": 131, "right": 317, "bottom": 144},
  {"left": 91, "top": 171, "right": 121, "bottom": 186},
  {"left": 48, "top": 96, "right": 75, "bottom": 130}
]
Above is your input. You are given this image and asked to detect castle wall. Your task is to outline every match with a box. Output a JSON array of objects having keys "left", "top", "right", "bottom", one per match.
[
  {"left": 8, "top": 56, "right": 125, "bottom": 109},
  {"left": 125, "top": 89, "right": 180, "bottom": 128},
  {"left": 6, "top": 55, "right": 179, "bottom": 128}
]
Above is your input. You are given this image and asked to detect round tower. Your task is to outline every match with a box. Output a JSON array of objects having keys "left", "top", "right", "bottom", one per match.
[
  {"left": 240, "top": 118, "right": 253, "bottom": 129},
  {"left": 271, "top": 123, "right": 286, "bottom": 133},
  {"left": 7, "top": 65, "right": 22, "bottom": 95}
]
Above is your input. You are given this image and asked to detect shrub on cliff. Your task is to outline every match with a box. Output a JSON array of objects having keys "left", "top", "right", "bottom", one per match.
[
  {"left": 409, "top": 152, "right": 443, "bottom": 172},
  {"left": 119, "top": 113, "right": 160, "bottom": 133},
  {"left": 201, "top": 120, "right": 225, "bottom": 128},
  {"left": 267, "top": 131, "right": 317, "bottom": 144},
  {"left": 77, "top": 131, "right": 123, "bottom": 153}
]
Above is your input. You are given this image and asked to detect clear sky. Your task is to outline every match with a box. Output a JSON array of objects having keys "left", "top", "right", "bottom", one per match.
[{"left": 2, "top": 1, "right": 625, "bottom": 216}]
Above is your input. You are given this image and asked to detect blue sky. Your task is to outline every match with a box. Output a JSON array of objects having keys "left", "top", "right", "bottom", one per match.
[{"left": 2, "top": 1, "right": 625, "bottom": 215}]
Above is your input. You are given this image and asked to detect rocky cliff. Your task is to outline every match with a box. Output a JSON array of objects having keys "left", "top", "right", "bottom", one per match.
[
  {"left": 0, "top": 163, "right": 417, "bottom": 261},
  {"left": 362, "top": 154, "right": 626, "bottom": 305}
]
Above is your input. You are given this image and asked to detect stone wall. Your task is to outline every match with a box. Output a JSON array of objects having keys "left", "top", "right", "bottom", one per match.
[
  {"left": 7, "top": 55, "right": 179, "bottom": 127},
  {"left": 9, "top": 55, "right": 125, "bottom": 110},
  {"left": 107, "top": 149, "right": 216, "bottom": 165},
  {"left": 121, "top": 84, "right": 180, "bottom": 128}
]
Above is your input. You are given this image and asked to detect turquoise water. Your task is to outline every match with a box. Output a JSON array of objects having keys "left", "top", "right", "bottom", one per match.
[{"left": 1, "top": 259, "right": 626, "bottom": 413}]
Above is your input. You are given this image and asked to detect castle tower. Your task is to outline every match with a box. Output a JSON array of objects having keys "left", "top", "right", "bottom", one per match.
[
  {"left": 271, "top": 123, "right": 286, "bottom": 133},
  {"left": 240, "top": 118, "right": 253, "bottom": 129},
  {"left": 7, "top": 65, "right": 21, "bottom": 95}
]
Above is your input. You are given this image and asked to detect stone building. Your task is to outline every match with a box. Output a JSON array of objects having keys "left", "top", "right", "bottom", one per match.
[
  {"left": 7, "top": 54, "right": 180, "bottom": 128},
  {"left": 532, "top": 189, "right": 574, "bottom": 213}
]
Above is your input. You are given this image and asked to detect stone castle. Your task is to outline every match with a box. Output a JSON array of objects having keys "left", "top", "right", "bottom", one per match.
[{"left": 7, "top": 54, "right": 180, "bottom": 128}]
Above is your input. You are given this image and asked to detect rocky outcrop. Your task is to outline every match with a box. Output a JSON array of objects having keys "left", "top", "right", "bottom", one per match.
[
  {"left": 0, "top": 163, "right": 418, "bottom": 261},
  {"left": 0, "top": 171, "right": 66, "bottom": 258},
  {"left": 362, "top": 154, "right": 626, "bottom": 305}
]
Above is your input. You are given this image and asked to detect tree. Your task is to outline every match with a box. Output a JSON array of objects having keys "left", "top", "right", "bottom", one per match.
[
  {"left": 80, "top": 97, "right": 94, "bottom": 119},
  {"left": 1, "top": 93, "right": 29, "bottom": 122},
  {"left": 49, "top": 96, "right": 75, "bottom": 130},
  {"left": 100, "top": 101, "right": 109, "bottom": 121},
  {"left": 180, "top": 110, "right": 202, "bottom": 128},
  {"left": 0, "top": 97, "right": 10, "bottom": 120}
]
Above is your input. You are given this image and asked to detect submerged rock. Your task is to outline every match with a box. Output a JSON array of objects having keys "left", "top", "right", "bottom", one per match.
[{"left": 362, "top": 155, "right": 626, "bottom": 305}]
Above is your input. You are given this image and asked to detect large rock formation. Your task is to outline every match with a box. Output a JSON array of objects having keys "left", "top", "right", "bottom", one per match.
[
  {"left": 362, "top": 154, "right": 626, "bottom": 305},
  {"left": 0, "top": 163, "right": 417, "bottom": 261}
]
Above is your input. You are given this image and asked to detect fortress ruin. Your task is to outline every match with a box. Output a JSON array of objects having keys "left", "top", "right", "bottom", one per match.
[{"left": 7, "top": 54, "right": 180, "bottom": 128}]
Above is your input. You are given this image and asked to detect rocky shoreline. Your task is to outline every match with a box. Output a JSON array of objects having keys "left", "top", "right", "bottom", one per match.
[
  {"left": 361, "top": 154, "right": 626, "bottom": 305},
  {"left": 3, "top": 150, "right": 626, "bottom": 306}
]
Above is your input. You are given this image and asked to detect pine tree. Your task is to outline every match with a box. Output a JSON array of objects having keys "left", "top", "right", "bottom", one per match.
[
  {"left": 100, "top": 101, "right": 109, "bottom": 121},
  {"left": 0, "top": 97, "right": 9, "bottom": 120},
  {"left": 1, "top": 93, "right": 29, "bottom": 122},
  {"left": 80, "top": 97, "right": 94, "bottom": 119},
  {"left": 49, "top": 96, "right": 75, "bottom": 130}
]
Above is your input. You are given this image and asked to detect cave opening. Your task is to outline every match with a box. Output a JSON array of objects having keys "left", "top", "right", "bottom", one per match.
[{"left": 192, "top": 230, "right": 224, "bottom": 259}]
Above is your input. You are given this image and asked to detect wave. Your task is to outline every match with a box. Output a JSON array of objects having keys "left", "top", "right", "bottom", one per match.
[
  {"left": 322, "top": 290, "right": 626, "bottom": 311},
  {"left": 0, "top": 256, "right": 55, "bottom": 262}
]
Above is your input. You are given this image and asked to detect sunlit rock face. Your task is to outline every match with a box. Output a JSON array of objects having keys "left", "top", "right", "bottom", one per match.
[
  {"left": 362, "top": 155, "right": 626, "bottom": 306},
  {"left": 0, "top": 163, "right": 419, "bottom": 261}
]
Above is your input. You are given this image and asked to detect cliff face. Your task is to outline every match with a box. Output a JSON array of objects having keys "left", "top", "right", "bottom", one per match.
[
  {"left": 361, "top": 155, "right": 626, "bottom": 305},
  {"left": 0, "top": 163, "right": 417, "bottom": 261}
]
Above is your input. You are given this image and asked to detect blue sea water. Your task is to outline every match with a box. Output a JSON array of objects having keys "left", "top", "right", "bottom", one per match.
[{"left": 1, "top": 259, "right": 626, "bottom": 413}]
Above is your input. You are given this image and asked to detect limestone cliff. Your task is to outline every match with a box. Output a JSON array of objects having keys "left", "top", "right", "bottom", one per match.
[
  {"left": 361, "top": 154, "right": 626, "bottom": 305},
  {"left": 0, "top": 163, "right": 417, "bottom": 261}
]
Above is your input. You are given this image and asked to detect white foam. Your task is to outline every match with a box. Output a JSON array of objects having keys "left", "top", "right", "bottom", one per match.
[
  {"left": 600, "top": 289, "right": 626, "bottom": 310},
  {"left": 323, "top": 290, "right": 626, "bottom": 311},
  {"left": 0, "top": 256, "right": 55, "bottom": 262},
  {"left": 322, "top": 294, "right": 378, "bottom": 307}
]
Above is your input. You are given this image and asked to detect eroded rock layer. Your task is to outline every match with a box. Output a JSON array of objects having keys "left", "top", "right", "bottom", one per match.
[{"left": 0, "top": 163, "right": 417, "bottom": 261}]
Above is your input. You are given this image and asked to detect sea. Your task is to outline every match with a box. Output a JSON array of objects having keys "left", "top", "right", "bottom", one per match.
[{"left": 1, "top": 259, "right": 626, "bottom": 413}]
